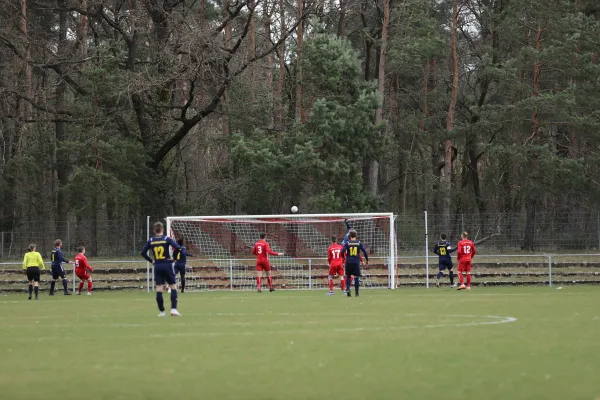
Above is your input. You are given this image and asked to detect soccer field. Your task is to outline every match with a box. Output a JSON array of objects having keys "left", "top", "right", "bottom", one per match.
[{"left": 0, "top": 287, "right": 598, "bottom": 400}]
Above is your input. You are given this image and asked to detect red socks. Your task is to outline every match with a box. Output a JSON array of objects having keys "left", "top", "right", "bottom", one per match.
[
  {"left": 78, "top": 282, "right": 84, "bottom": 293},
  {"left": 459, "top": 273, "right": 465, "bottom": 285},
  {"left": 87, "top": 281, "right": 93, "bottom": 293},
  {"left": 466, "top": 274, "right": 471, "bottom": 287},
  {"left": 341, "top": 279, "right": 346, "bottom": 291},
  {"left": 256, "top": 277, "right": 262, "bottom": 290},
  {"left": 328, "top": 278, "right": 334, "bottom": 291},
  {"left": 267, "top": 276, "right": 273, "bottom": 289}
]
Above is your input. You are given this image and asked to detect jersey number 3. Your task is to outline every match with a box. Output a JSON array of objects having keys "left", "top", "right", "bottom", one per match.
[{"left": 153, "top": 247, "right": 165, "bottom": 260}]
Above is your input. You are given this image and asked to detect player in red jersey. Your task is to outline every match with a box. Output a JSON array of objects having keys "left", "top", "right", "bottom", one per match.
[
  {"left": 456, "top": 231, "right": 476, "bottom": 290},
  {"left": 327, "top": 236, "right": 346, "bottom": 295},
  {"left": 252, "top": 233, "right": 283, "bottom": 292},
  {"left": 74, "top": 246, "right": 94, "bottom": 295}
]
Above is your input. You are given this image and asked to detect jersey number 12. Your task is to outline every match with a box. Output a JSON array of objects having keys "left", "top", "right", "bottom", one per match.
[{"left": 153, "top": 247, "right": 165, "bottom": 260}]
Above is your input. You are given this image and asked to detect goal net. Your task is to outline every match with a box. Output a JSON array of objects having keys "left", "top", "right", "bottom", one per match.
[{"left": 166, "top": 213, "right": 397, "bottom": 291}]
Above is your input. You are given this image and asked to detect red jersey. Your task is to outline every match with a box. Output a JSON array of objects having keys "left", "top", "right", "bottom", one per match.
[
  {"left": 252, "top": 240, "right": 278, "bottom": 261},
  {"left": 327, "top": 243, "right": 344, "bottom": 267},
  {"left": 74, "top": 253, "right": 93, "bottom": 275},
  {"left": 457, "top": 239, "right": 476, "bottom": 262}
]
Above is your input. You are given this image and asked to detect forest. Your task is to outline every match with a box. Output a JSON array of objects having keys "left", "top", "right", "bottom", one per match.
[{"left": 1, "top": 0, "right": 599, "bottom": 252}]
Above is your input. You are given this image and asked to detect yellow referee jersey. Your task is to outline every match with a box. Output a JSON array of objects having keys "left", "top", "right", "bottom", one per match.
[{"left": 23, "top": 251, "right": 45, "bottom": 270}]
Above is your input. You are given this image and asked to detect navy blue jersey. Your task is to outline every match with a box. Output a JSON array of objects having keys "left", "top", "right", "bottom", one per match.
[
  {"left": 173, "top": 246, "right": 193, "bottom": 267},
  {"left": 141, "top": 235, "right": 180, "bottom": 266},
  {"left": 50, "top": 248, "right": 69, "bottom": 267},
  {"left": 432, "top": 241, "right": 456, "bottom": 262},
  {"left": 342, "top": 239, "right": 368, "bottom": 264}
]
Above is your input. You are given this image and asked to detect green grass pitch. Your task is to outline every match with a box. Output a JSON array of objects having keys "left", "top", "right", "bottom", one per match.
[{"left": 0, "top": 287, "right": 598, "bottom": 400}]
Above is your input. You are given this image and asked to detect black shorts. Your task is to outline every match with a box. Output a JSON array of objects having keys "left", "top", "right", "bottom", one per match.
[
  {"left": 345, "top": 262, "right": 361, "bottom": 277},
  {"left": 174, "top": 265, "right": 186, "bottom": 276},
  {"left": 26, "top": 267, "right": 41, "bottom": 282},
  {"left": 438, "top": 260, "right": 453, "bottom": 271},
  {"left": 51, "top": 265, "right": 66, "bottom": 280},
  {"left": 155, "top": 264, "right": 176, "bottom": 286}
]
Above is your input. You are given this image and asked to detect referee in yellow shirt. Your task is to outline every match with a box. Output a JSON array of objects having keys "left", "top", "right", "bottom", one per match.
[{"left": 23, "top": 244, "right": 45, "bottom": 300}]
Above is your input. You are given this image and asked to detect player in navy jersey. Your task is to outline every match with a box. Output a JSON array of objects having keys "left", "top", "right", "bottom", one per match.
[
  {"left": 340, "top": 219, "right": 357, "bottom": 286},
  {"left": 173, "top": 238, "right": 194, "bottom": 293},
  {"left": 341, "top": 230, "right": 369, "bottom": 297},
  {"left": 432, "top": 233, "right": 457, "bottom": 287},
  {"left": 49, "top": 239, "right": 72, "bottom": 295},
  {"left": 141, "top": 222, "right": 182, "bottom": 316}
]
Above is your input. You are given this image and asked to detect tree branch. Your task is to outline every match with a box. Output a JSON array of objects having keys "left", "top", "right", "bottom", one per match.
[{"left": 150, "top": 6, "right": 312, "bottom": 168}]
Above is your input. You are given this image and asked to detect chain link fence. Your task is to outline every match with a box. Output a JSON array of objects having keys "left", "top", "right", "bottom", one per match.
[
  {"left": 0, "top": 219, "right": 148, "bottom": 259},
  {"left": 397, "top": 211, "right": 600, "bottom": 255},
  {"left": 1, "top": 212, "right": 599, "bottom": 260}
]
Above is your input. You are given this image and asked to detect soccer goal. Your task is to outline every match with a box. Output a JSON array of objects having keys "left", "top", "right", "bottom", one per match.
[{"left": 166, "top": 213, "right": 397, "bottom": 291}]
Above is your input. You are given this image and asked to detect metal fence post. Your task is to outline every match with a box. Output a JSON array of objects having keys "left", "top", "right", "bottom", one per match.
[
  {"left": 72, "top": 267, "right": 76, "bottom": 293},
  {"left": 548, "top": 255, "right": 552, "bottom": 287},
  {"left": 133, "top": 218, "right": 136, "bottom": 257},
  {"left": 1, "top": 232, "right": 3, "bottom": 260},
  {"left": 424, "top": 210, "right": 429, "bottom": 288},
  {"left": 308, "top": 259, "right": 312, "bottom": 290},
  {"left": 67, "top": 221, "right": 71, "bottom": 255},
  {"left": 146, "top": 216, "right": 150, "bottom": 292},
  {"left": 229, "top": 259, "right": 233, "bottom": 290}
]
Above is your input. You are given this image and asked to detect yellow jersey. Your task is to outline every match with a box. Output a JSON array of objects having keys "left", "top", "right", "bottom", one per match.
[{"left": 23, "top": 251, "right": 45, "bottom": 270}]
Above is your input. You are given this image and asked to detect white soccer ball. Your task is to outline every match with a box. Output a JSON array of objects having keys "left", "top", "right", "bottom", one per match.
[{"left": 291, "top": 206, "right": 298, "bottom": 213}]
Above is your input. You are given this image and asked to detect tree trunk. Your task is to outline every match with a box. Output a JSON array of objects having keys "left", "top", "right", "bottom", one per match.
[
  {"left": 275, "top": 0, "right": 286, "bottom": 133},
  {"left": 20, "top": 0, "right": 32, "bottom": 118},
  {"left": 264, "top": 2, "right": 274, "bottom": 129},
  {"left": 223, "top": 4, "right": 235, "bottom": 213},
  {"left": 368, "top": 0, "right": 389, "bottom": 197},
  {"left": 530, "top": 27, "right": 542, "bottom": 142},
  {"left": 295, "top": 0, "right": 304, "bottom": 122},
  {"left": 55, "top": 2, "right": 69, "bottom": 235},
  {"left": 522, "top": 192, "right": 539, "bottom": 251},
  {"left": 90, "top": 195, "right": 98, "bottom": 256},
  {"left": 405, "top": 60, "right": 430, "bottom": 213},
  {"left": 80, "top": 0, "right": 88, "bottom": 56},
  {"left": 337, "top": 0, "right": 346, "bottom": 37},
  {"left": 522, "top": 27, "right": 544, "bottom": 251},
  {"left": 444, "top": 0, "right": 459, "bottom": 229},
  {"left": 248, "top": 0, "right": 256, "bottom": 87}
]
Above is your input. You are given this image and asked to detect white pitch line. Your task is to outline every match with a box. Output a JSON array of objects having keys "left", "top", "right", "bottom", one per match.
[{"left": 7, "top": 314, "right": 517, "bottom": 342}]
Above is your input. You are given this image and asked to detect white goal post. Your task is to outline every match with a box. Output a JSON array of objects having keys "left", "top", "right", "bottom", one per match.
[{"left": 166, "top": 213, "right": 397, "bottom": 291}]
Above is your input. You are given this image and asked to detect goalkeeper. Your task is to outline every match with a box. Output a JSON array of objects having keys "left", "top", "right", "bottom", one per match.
[{"left": 173, "top": 238, "right": 194, "bottom": 293}]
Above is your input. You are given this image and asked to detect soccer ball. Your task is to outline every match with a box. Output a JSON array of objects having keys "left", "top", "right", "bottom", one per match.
[{"left": 291, "top": 206, "right": 298, "bottom": 213}]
